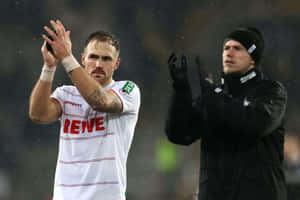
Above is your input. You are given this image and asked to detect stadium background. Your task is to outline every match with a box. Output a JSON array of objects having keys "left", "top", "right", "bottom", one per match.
[{"left": 1, "top": 0, "right": 300, "bottom": 199}]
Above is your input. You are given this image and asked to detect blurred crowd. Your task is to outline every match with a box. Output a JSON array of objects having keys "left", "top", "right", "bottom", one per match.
[{"left": 1, "top": 0, "right": 300, "bottom": 199}]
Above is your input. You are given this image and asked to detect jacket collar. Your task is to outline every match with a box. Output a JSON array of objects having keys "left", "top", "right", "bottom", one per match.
[{"left": 221, "top": 68, "right": 263, "bottom": 96}]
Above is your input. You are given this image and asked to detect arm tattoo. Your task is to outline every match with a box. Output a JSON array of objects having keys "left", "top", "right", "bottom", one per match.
[
  {"left": 87, "top": 86, "right": 122, "bottom": 113},
  {"left": 109, "top": 96, "right": 122, "bottom": 113},
  {"left": 87, "top": 86, "right": 107, "bottom": 109}
]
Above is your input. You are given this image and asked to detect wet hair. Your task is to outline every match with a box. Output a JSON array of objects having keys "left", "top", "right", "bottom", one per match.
[{"left": 84, "top": 31, "right": 120, "bottom": 56}]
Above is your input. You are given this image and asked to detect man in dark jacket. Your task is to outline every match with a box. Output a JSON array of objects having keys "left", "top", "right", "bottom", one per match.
[{"left": 165, "top": 27, "right": 288, "bottom": 200}]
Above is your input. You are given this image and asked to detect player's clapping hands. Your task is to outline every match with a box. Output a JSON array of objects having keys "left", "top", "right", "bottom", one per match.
[
  {"left": 167, "top": 52, "right": 191, "bottom": 90},
  {"left": 42, "top": 20, "right": 72, "bottom": 60},
  {"left": 41, "top": 41, "right": 58, "bottom": 67},
  {"left": 167, "top": 52, "right": 188, "bottom": 83}
]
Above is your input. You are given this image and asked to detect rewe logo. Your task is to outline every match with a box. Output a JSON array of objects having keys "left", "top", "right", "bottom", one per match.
[{"left": 63, "top": 117, "right": 105, "bottom": 134}]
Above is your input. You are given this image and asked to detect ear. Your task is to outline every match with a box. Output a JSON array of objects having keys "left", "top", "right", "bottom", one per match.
[
  {"left": 114, "top": 57, "right": 120, "bottom": 70},
  {"left": 81, "top": 53, "right": 86, "bottom": 66}
]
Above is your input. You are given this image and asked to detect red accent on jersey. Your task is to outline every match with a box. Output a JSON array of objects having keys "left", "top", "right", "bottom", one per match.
[
  {"left": 87, "top": 119, "right": 94, "bottom": 132},
  {"left": 81, "top": 121, "right": 87, "bottom": 133},
  {"left": 70, "top": 120, "right": 81, "bottom": 134},
  {"left": 63, "top": 117, "right": 105, "bottom": 134},
  {"left": 65, "top": 101, "right": 82, "bottom": 108},
  {"left": 64, "top": 119, "right": 71, "bottom": 133},
  {"left": 95, "top": 117, "right": 105, "bottom": 131}
]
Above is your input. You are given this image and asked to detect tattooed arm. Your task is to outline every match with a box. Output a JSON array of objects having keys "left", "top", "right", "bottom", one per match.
[
  {"left": 68, "top": 67, "right": 122, "bottom": 113},
  {"left": 42, "top": 19, "right": 122, "bottom": 113},
  {"left": 87, "top": 85, "right": 123, "bottom": 113}
]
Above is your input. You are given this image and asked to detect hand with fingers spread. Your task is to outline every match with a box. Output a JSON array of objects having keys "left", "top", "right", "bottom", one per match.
[
  {"left": 42, "top": 20, "right": 72, "bottom": 60},
  {"left": 46, "top": 34, "right": 54, "bottom": 54},
  {"left": 167, "top": 52, "right": 189, "bottom": 89},
  {"left": 42, "top": 19, "right": 80, "bottom": 74},
  {"left": 41, "top": 41, "right": 58, "bottom": 68}
]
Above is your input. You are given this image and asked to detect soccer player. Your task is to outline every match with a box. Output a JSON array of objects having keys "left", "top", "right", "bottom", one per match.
[
  {"left": 29, "top": 20, "right": 140, "bottom": 200},
  {"left": 165, "top": 27, "right": 287, "bottom": 200}
]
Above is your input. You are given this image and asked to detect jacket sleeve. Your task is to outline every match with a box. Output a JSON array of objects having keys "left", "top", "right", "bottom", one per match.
[
  {"left": 204, "top": 81, "right": 287, "bottom": 141},
  {"left": 165, "top": 84, "right": 202, "bottom": 145}
]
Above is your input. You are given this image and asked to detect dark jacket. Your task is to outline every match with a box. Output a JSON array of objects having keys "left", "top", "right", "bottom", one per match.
[{"left": 165, "top": 68, "right": 288, "bottom": 200}]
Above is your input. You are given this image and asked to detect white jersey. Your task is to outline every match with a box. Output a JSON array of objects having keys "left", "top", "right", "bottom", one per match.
[{"left": 50, "top": 80, "right": 140, "bottom": 200}]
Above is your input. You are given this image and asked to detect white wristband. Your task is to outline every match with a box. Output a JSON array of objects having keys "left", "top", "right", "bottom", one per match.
[
  {"left": 40, "top": 65, "right": 56, "bottom": 82},
  {"left": 61, "top": 55, "right": 80, "bottom": 74}
]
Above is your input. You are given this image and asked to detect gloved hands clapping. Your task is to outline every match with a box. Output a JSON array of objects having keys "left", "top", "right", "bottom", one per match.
[{"left": 168, "top": 52, "right": 189, "bottom": 89}]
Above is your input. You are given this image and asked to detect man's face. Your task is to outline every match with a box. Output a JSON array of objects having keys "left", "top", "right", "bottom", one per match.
[
  {"left": 222, "top": 40, "right": 254, "bottom": 75},
  {"left": 82, "top": 40, "right": 120, "bottom": 87}
]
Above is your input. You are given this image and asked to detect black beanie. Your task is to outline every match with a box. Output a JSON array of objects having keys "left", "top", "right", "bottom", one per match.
[{"left": 224, "top": 27, "right": 264, "bottom": 65}]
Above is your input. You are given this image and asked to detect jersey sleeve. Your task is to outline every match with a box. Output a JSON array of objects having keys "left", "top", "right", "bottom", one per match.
[
  {"left": 110, "top": 81, "right": 141, "bottom": 114},
  {"left": 50, "top": 86, "right": 66, "bottom": 114}
]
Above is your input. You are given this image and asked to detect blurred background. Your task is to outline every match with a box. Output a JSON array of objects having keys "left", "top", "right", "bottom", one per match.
[{"left": 1, "top": 0, "right": 300, "bottom": 199}]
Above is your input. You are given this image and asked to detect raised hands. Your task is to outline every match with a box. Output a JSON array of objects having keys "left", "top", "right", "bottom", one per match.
[
  {"left": 167, "top": 52, "right": 216, "bottom": 94},
  {"left": 167, "top": 53, "right": 189, "bottom": 87},
  {"left": 42, "top": 20, "right": 72, "bottom": 60},
  {"left": 41, "top": 41, "right": 58, "bottom": 67}
]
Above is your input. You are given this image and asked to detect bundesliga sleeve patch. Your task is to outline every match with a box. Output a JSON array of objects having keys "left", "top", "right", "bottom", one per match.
[{"left": 122, "top": 81, "right": 135, "bottom": 94}]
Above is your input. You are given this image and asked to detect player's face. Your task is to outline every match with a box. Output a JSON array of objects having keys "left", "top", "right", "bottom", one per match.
[
  {"left": 82, "top": 40, "right": 120, "bottom": 87},
  {"left": 222, "top": 40, "right": 254, "bottom": 75}
]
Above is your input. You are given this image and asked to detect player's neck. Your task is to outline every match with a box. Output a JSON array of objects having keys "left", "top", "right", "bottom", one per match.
[{"left": 100, "top": 78, "right": 114, "bottom": 88}]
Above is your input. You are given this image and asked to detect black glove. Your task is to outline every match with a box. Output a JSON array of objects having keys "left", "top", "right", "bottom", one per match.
[{"left": 168, "top": 52, "right": 189, "bottom": 89}]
